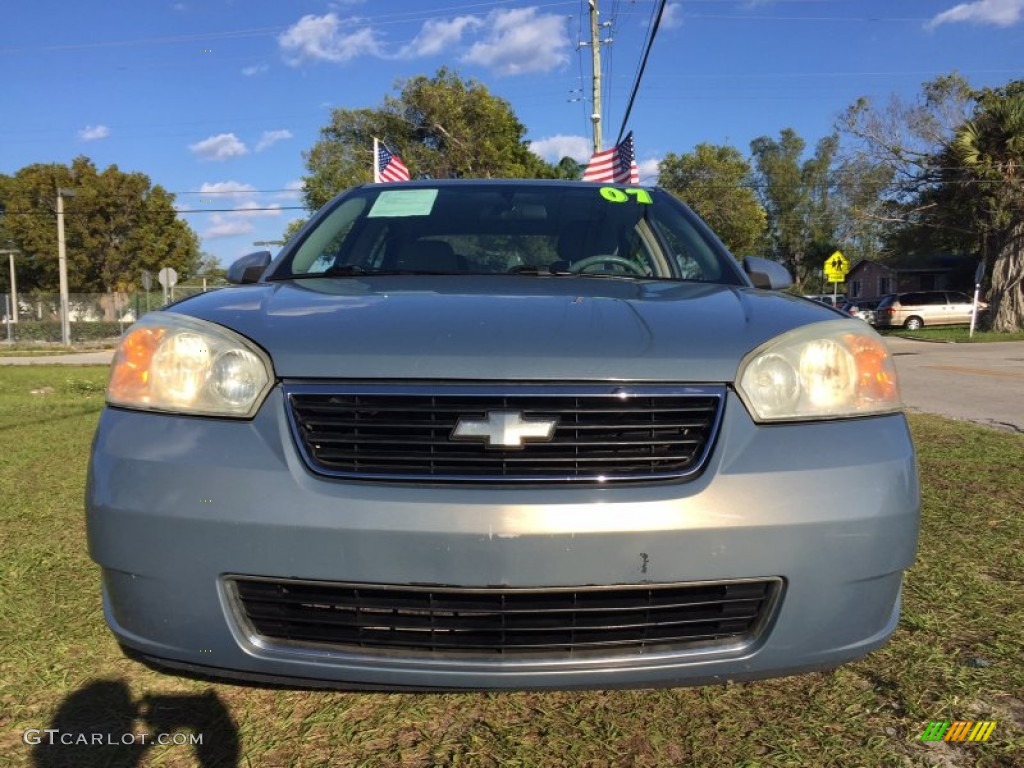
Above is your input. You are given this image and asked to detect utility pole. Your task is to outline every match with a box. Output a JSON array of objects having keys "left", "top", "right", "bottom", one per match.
[
  {"left": 0, "top": 249, "right": 18, "bottom": 323},
  {"left": 589, "top": 0, "right": 603, "bottom": 154},
  {"left": 56, "top": 189, "right": 76, "bottom": 346}
]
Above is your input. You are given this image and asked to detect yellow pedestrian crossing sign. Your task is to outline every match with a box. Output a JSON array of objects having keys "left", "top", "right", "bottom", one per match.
[{"left": 824, "top": 251, "right": 849, "bottom": 283}]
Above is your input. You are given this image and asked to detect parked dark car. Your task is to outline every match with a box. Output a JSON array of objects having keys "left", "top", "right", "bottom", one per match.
[
  {"left": 87, "top": 180, "right": 919, "bottom": 690},
  {"left": 802, "top": 293, "right": 846, "bottom": 308},
  {"left": 843, "top": 296, "right": 887, "bottom": 325}
]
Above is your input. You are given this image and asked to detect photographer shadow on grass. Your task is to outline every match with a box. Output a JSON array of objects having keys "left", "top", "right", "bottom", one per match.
[{"left": 30, "top": 679, "right": 239, "bottom": 768}]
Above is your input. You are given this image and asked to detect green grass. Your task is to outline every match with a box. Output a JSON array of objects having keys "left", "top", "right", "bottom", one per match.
[
  {"left": 1, "top": 366, "right": 1022, "bottom": 767},
  {"left": 883, "top": 326, "right": 1024, "bottom": 343}
]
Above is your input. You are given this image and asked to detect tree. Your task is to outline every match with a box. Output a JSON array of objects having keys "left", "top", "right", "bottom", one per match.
[
  {"left": 838, "top": 74, "right": 976, "bottom": 258},
  {"left": 195, "top": 252, "right": 226, "bottom": 280},
  {"left": 658, "top": 144, "right": 766, "bottom": 256},
  {"left": 840, "top": 75, "right": 1024, "bottom": 330},
  {"left": 829, "top": 155, "right": 895, "bottom": 265},
  {"left": 0, "top": 157, "right": 199, "bottom": 294},
  {"left": 553, "top": 156, "right": 584, "bottom": 180},
  {"left": 750, "top": 130, "right": 840, "bottom": 287},
  {"left": 302, "top": 68, "right": 557, "bottom": 209},
  {"left": 281, "top": 217, "right": 308, "bottom": 244},
  {"left": 948, "top": 84, "right": 1024, "bottom": 330}
]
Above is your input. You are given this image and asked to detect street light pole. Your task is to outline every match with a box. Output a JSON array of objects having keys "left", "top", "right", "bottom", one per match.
[
  {"left": 8, "top": 252, "right": 15, "bottom": 324},
  {"left": 56, "top": 188, "right": 76, "bottom": 346},
  {"left": 0, "top": 249, "right": 18, "bottom": 324}
]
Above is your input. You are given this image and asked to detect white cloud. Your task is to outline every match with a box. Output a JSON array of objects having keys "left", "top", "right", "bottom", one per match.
[
  {"left": 241, "top": 63, "right": 268, "bottom": 76},
  {"left": 198, "top": 181, "right": 257, "bottom": 198},
  {"left": 203, "top": 214, "right": 253, "bottom": 239},
  {"left": 637, "top": 157, "right": 660, "bottom": 185},
  {"left": 399, "top": 16, "right": 483, "bottom": 58},
  {"left": 279, "top": 13, "right": 382, "bottom": 64},
  {"left": 199, "top": 190, "right": 283, "bottom": 241},
  {"left": 78, "top": 125, "right": 110, "bottom": 141},
  {"left": 277, "top": 180, "right": 305, "bottom": 200},
  {"left": 661, "top": 2, "right": 683, "bottom": 30},
  {"left": 189, "top": 133, "right": 248, "bottom": 161},
  {"left": 462, "top": 8, "right": 569, "bottom": 75},
  {"left": 927, "top": 0, "right": 1024, "bottom": 28},
  {"left": 255, "top": 129, "right": 293, "bottom": 152},
  {"left": 529, "top": 134, "right": 592, "bottom": 163},
  {"left": 235, "top": 201, "right": 283, "bottom": 218}
]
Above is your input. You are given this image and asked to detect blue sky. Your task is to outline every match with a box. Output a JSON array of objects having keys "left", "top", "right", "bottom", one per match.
[{"left": 2, "top": 0, "right": 1022, "bottom": 268}]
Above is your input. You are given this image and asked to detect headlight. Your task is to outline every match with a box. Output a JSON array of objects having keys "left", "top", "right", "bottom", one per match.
[
  {"left": 107, "top": 313, "right": 273, "bottom": 417},
  {"left": 736, "top": 320, "right": 901, "bottom": 422}
]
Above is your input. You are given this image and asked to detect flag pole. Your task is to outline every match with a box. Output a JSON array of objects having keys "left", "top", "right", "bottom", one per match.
[{"left": 372, "top": 137, "right": 381, "bottom": 184}]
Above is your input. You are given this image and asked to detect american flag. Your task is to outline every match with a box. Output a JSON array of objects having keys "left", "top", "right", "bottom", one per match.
[
  {"left": 376, "top": 142, "right": 410, "bottom": 183},
  {"left": 581, "top": 132, "right": 639, "bottom": 185}
]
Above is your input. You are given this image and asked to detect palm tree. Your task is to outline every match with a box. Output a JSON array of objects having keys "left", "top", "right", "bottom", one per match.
[{"left": 950, "top": 88, "right": 1024, "bottom": 331}]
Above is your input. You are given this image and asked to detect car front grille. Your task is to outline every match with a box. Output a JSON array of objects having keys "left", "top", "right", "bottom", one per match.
[
  {"left": 284, "top": 384, "right": 724, "bottom": 483},
  {"left": 230, "top": 578, "right": 779, "bottom": 659}
]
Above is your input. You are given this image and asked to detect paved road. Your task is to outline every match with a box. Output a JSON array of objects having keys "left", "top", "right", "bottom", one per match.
[
  {"left": 0, "top": 350, "right": 115, "bottom": 366},
  {"left": 884, "top": 337, "right": 1024, "bottom": 433},
  {"left": 2, "top": 339, "right": 1022, "bottom": 432}
]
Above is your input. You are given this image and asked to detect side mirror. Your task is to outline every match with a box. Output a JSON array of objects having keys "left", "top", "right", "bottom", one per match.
[
  {"left": 226, "top": 251, "right": 272, "bottom": 284},
  {"left": 743, "top": 256, "right": 793, "bottom": 290}
]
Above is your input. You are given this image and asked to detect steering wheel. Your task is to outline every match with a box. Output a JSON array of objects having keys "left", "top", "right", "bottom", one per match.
[{"left": 569, "top": 254, "right": 648, "bottom": 275}]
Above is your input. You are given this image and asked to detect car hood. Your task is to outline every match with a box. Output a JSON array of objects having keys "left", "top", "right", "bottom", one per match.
[{"left": 171, "top": 276, "right": 843, "bottom": 382}]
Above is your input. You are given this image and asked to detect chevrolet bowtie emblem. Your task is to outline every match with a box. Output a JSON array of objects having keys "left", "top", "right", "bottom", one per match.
[{"left": 451, "top": 410, "right": 559, "bottom": 449}]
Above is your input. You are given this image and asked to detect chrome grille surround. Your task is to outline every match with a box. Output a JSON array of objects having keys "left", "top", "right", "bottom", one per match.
[{"left": 283, "top": 383, "right": 725, "bottom": 484}]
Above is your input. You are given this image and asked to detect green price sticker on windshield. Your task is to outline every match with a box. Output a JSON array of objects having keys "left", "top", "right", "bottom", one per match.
[{"left": 600, "top": 187, "right": 652, "bottom": 204}]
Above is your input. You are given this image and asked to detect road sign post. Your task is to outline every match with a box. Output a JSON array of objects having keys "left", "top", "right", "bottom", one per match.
[
  {"left": 140, "top": 270, "right": 152, "bottom": 313},
  {"left": 823, "top": 251, "right": 850, "bottom": 302},
  {"left": 157, "top": 267, "right": 178, "bottom": 306},
  {"left": 970, "top": 260, "right": 985, "bottom": 338}
]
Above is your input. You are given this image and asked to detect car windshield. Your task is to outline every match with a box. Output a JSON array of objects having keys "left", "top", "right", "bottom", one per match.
[{"left": 269, "top": 183, "right": 745, "bottom": 285}]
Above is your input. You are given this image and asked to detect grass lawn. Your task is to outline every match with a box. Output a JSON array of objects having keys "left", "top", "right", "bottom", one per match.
[
  {"left": 882, "top": 327, "right": 1024, "bottom": 343},
  {"left": 1, "top": 365, "right": 1021, "bottom": 767}
]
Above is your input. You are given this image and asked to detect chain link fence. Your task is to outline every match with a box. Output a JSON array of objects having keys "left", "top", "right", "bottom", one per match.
[{"left": 1, "top": 286, "right": 223, "bottom": 344}]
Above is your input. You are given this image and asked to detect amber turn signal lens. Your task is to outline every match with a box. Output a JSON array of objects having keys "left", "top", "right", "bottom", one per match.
[{"left": 107, "top": 326, "right": 164, "bottom": 404}]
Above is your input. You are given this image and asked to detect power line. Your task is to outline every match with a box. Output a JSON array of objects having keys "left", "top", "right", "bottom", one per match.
[
  {"left": 616, "top": 0, "right": 668, "bottom": 144},
  {"left": 572, "top": 2, "right": 591, "bottom": 137},
  {"left": 2, "top": 206, "right": 309, "bottom": 217}
]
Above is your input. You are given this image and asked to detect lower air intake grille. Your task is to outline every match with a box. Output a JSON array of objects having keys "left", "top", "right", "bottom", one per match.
[{"left": 230, "top": 578, "right": 779, "bottom": 659}]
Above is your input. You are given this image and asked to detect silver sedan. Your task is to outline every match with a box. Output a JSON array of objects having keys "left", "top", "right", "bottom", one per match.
[{"left": 87, "top": 180, "right": 919, "bottom": 690}]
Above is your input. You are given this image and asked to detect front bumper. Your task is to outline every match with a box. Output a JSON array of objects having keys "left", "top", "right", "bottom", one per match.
[{"left": 86, "top": 387, "right": 919, "bottom": 690}]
